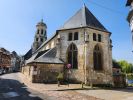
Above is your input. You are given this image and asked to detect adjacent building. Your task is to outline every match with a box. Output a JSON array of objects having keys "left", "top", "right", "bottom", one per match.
[
  {"left": 10, "top": 51, "right": 21, "bottom": 72},
  {"left": 0, "top": 48, "right": 11, "bottom": 72},
  {"left": 22, "top": 5, "right": 113, "bottom": 85}
]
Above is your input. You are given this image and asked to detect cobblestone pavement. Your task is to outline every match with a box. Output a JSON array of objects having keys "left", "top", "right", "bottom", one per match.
[
  {"left": 76, "top": 88, "right": 133, "bottom": 100},
  {"left": 1, "top": 73, "right": 102, "bottom": 100},
  {"left": 1, "top": 72, "right": 133, "bottom": 100}
]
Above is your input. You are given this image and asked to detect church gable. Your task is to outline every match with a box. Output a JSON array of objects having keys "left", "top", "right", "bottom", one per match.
[{"left": 60, "top": 5, "right": 108, "bottom": 32}]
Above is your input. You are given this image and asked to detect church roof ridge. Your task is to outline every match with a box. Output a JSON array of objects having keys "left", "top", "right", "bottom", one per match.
[{"left": 60, "top": 5, "right": 108, "bottom": 32}]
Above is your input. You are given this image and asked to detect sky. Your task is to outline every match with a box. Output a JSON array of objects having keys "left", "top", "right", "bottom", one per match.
[{"left": 0, "top": 0, "right": 132, "bottom": 63}]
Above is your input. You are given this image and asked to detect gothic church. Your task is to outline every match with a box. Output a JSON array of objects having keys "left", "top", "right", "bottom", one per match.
[{"left": 22, "top": 5, "right": 113, "bottom": 85}]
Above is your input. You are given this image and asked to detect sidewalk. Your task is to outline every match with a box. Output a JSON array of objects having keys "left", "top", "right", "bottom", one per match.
[
  {"left": 17, "top": 73, "right": 92, "bottom": 91},
  {"left": 17, "top": 73, "right": 133, "bottom": 100},
  {"left": 17, "top": 73, "right": 103, "bottom": 100}
]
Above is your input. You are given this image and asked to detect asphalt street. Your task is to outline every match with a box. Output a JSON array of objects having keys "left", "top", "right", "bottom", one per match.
[{"left": 0, "top": 74, "right": 45, "bottom": 100}]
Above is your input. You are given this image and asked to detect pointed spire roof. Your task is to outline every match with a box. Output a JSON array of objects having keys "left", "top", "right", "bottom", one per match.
[
  {"left": 37, "top": 19, "right": 47, "bottom": 27},
  {"left": 60, "top": 5, "right": 108, "bottom": 32}
]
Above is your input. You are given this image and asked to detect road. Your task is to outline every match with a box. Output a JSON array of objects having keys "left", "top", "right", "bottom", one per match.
[
  {"left": 0, "top": 73, "right": 47, "bottom": 100},
  {"left": 1, "top": 73, "right": 133, "bottom": 100},
  {"left": 0, "top": 73, "right": 102, "bottom": 100}
]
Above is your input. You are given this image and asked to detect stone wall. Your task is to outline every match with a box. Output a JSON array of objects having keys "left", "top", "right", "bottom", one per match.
[
  {"left": 22, "top": 64, "right": 64, "bottom": 83},
  {"left": 22, "top": 65, "right": 33, "bottom": 82},
  {"left": 59, "top": 27, "right": 113, "bottom": 85}
]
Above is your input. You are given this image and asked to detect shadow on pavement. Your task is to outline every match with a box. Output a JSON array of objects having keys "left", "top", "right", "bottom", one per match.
[
  {"left": 110, "top": 87, "right": 133, "bottom": 93},
  {"left": 54, "top": 85, "right": 133, "bottom": 93},
  {"left": 0, "top": 78, "right": 43, "bottom": 100},
  {"left": 53, "top": 87, "right": 101, "bottom": 91}
]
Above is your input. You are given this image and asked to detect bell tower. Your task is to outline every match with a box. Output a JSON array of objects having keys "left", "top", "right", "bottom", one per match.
[{"left": 32, "top": 19, "right": 47, "bottom": 53}]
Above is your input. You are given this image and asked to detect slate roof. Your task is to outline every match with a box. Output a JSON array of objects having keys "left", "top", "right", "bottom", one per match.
[
  {"left": 33, "top": 5, "right": 110, "bottom": 55},
  {"left": 25, "top": 5, "right": 109, "bottom": 65},
  {"left": 60, "top": 5, "right": 108, "bottom": 32},
  {"left": 26, "top": 47, "right": 64, "bottom": 64},
  {"left": 24, "top": 49, "right": 32, "bottom": 60},
  {"left": 33, "top": 32, "right": 57, "bottom": 54},
  {"left": 34, "top": 49, "right": 49, "bottom": 59}
]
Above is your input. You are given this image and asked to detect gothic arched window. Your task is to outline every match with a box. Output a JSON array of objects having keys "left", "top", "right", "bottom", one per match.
[
  {"left": 67, "top": 43, "right": 78, "bottom": 69},
  {"left": 93, "top": 44, "right": 103, "bottom": 70}
]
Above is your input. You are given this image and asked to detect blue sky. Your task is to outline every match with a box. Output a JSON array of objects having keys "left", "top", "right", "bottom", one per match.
[{"left": 0, "top": 0, "right": 132, "bottom": 63}]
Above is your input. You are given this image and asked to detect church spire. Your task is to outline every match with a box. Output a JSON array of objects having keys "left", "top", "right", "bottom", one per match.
[
  {"left": 32, "top": 19, "right": 47, "bottom": 54},
  {"left": 41, "top": 18, "right": 43, "bottom": 23},
  {"left": 83, "top": 2, "right": 86, "bottom": 7},
  {"left": 81, "top": 0, "right": 86, "bottom": 7}
]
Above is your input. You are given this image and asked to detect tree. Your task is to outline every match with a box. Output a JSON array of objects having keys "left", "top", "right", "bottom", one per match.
[
  {"left": 118, "top": 60, "right": 133, "bottom": 73},
  {"left": 113, "top": 59, "right": 121, "bottom": 68}
]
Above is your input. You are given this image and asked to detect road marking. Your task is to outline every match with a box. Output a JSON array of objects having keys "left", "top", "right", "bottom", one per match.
[
  {"left": 29, "top": 94, "right": 37, "bottom": 97},
  {"left": 21, "top": 87, "right": 27, "bottom": 89},
  {"left": 2, "top": 92, "right": 19, "bottom": 98}
]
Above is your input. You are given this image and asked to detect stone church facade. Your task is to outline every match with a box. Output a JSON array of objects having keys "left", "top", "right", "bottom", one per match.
[{"left": 22, "top": 5, "right": 113, "bottom": 85}]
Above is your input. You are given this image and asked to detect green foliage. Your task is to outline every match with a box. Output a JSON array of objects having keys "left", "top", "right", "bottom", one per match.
[
  {"left": 113, "top": 59, "right": 133, "bottom": 74},
  {"left": 57, "top": 72, "right": 63, "bottom": 81},
  {"left": 118, "top": 60, "right": 133, "bottom": 73},
  {"left": 127, "top": 74, "right": 133, "bottom": 80},
  {"left": 113, "top": 59, "right": 121, "bottom": 69}
]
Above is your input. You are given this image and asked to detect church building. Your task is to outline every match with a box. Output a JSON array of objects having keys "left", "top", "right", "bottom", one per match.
[{"left": 22, "top": 5, "right": 113, "bottom": 85}]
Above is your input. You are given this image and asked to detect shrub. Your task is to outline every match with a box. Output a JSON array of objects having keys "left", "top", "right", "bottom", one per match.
[{"left": 57, "top": 72, "right": 63, "bottom": 81}]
